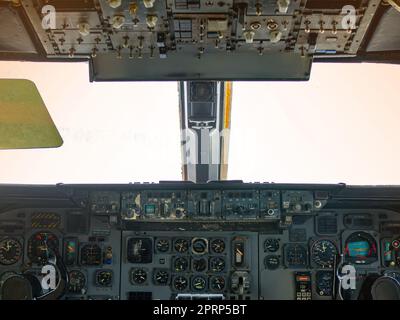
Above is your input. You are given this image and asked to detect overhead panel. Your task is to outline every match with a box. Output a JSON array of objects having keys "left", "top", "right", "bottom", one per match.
[{"left": 0, "top": 0, "right": 385, "bottom": 80}]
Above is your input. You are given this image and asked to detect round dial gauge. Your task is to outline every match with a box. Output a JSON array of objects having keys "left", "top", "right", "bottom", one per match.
[
  {"left": 174, "top": 239, "right": 189, "bottom": 253},
  {"left": 95, "top": 270, "right": 113, "bottom": 287},
  {"left": 154, "top": 270, "right": 169, "bottom": 285},
  {"left": 27, "top": 232, "right": 59, "bottom": 264},
  {"left": 311, "top": 240, "right": 338, "bottom": 268},
  {"left": 264, "top": 239, "right": 280, "bottom": 253},
  {"left": 68, "top": 270, "right": 86, "bottom": 293},
  {"left": 265, "top": 255, "right": 280, "bottom": 270},
  {"left": 0, "top": 238, "right": 22, "bottom": 265},
  {"left": 131, "top": 268, "right": 147, "bottom": 285},
  {"left": 173, "top": 257, "right": 189, "bottom": 272},
  {"left": 210, "top": 276, "right": 225, "bottom": 291},
  {"left": 192, "top": 257, "right": 207, "bottom": 272},
  {"left": 210, "top": 257, "right": 225, "bottom": 272},
  {"left": 155, "top": 239, "right": 170, "bottom": 253},
  {"left": 192, "top": 276, "right": 207, "bottom": 291},
  {"left": 192, "top": 238, "right": 208, "bottom": 255},
  {"left": 173, "top": 276, "right": 188, "bottom": 291},
  {"left": 210, "top": 239, "right": 225, "bottom": 254}
]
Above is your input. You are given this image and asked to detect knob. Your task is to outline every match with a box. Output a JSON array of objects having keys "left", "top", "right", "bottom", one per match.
[
  {"left": 111, "top": 14, "right": 126, "bottom": 29},
  {"left": 143, "top": 0, "right": 155, "bottom": 8},
  {"left": 77, "top": 22, "right": 90, "bottom": 37},
  {"left": 146, "top": 15, "right": 158, "bottom": 29},
  {"left": 107, "top": 0, "right": 122, "bottom": 8}
]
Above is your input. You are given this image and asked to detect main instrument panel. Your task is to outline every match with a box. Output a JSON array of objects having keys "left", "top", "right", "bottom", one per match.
[{"left": 0, "top": 182, "right": 400, "bottom": 300}]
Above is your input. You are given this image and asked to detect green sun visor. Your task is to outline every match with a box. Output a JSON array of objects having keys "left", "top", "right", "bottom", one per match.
[{"left": 0, "top": 79, "right": 63, "bottom": 150}]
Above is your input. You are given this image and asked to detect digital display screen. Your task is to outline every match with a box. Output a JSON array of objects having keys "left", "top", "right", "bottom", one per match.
[
  {"left": 190, "top": 102, "right": 214, "bottom": 119},
  {"left": 347, "top": 241, "right": 370, "bottom": 257}
]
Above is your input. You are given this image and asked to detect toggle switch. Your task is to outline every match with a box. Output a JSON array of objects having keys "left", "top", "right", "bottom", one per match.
[
  {"left": 255, "top": 2, "right": 262, "bottom": 16},
  {"left": 91, "top": 47, "right": 98, "bottom": 58},
  {"left": 269, "top": 30, "right": 282, "bottom": 43},
  {"left": 123, "top": 35, "right": 130, "bottom": 48},
  {"left": 143, "top": 0, "right": 155, "bottom": 8},
  {"left": 243, "top": 30, "right": 255, "bottom": 44},
  {"left": 277, "top": 0, "right": 290, "bottom": 14},
  {"left": 68, "top": 47, "right": 75, "bottom": 58},
  {"left": 129, "top": 2, "right": 138, "bottom": 15}
]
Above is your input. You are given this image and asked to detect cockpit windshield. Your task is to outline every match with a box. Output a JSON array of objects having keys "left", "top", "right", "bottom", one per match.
[{"left": 0, "top": 61, "right": 399, "bottom": 184}]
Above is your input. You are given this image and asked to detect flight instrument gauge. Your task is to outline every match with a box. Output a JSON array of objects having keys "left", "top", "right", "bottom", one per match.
[
  {"left": 210, "top": 276, "right": 226, "bottom": 291},
  {"left": 174, "top": 239, "right": 189, "bottom": 253},
  {"left": 311, "top": 240, "right": 338, "bottom": 268},
  {"left": 192, "top": 238, "right": 208, "bottom": 255},
  {"left": 27, "top": 232, "right": 59, "bottom": 264},
  {"left": 95, "top": 270, "right": 113, "bottom": 287},
  {"left": 265, "top": 255, "right": 280, "bottom": 270},
  {"left": 264, "top": 239, "right": 280, "bottom": 253},
  {"left": 316, "top": 271, "right": 334, "bottom": 297},
  {"left": 131, "top": 268, "right": 147, "bottom": 285},
  {"left": 173, "top": 257, "right": 189, "bottom": 272},
  {"left": 210, "top": 239, "right": 225, "bottom": 254},
  {"left": 173, "top": 276, "right": 188, "bottom": 291},
  {"left": 0, "top": 238, "right": 22, "bottom": 265},
  {"left": 284, "top": 244, "right": 308, "bottom": 268},
  {"left": 127, "top": 238, "right": 153, "bottom": 263},
  {"left": 344, "top": 232, "right": 378, "bottom": 264},
  {"left": 210, "top": 257, "right": 226, "bottom": 272},
  {"left": 154, "top": 269, "right": 170, "bottom": 285},
  {"left": 192, "top": 257, "right": 207, "bottom": 272},
  {"left": 192, "top": 276, "right": 207, "bottom": 291},
  {"left": 68, "top": 270, "right": 86, "bottom": 293},
  {"left": 155, "top": 239, "right": 170, "bottom": 253}
]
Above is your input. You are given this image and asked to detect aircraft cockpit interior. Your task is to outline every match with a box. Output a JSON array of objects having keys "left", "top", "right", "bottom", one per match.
[{"left": 0, "top": 0, "right": 400, "bottom": 303}]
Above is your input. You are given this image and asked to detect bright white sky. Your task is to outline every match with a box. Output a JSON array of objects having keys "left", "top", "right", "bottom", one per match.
[{"left": 0, "top": 61, "right": 400, "bottom": 185}]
